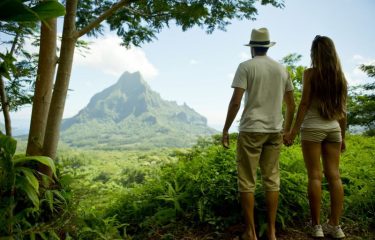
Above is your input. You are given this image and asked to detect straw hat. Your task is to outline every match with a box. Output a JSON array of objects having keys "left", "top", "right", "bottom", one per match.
[{"left": 245, "top": 27, "right": 276, "bottom": 47}]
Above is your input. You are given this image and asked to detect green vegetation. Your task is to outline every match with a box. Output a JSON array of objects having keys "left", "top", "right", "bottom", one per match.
[
  {"left": 348, "top": 64, "right": 375, "bottom": 136},
  {"left": 2, "top": 60, "right": 374, "bottom": 239},
  {"left": 56, "top": 147, "right": 179, "bottom": 214},
  {"left": 103, "top": 134, "right": 375, "bottom": 239},
  {"left": 0, "top": 133, "right": 70, "bottom": 239},
  {"left": 4, "top": 133, "right": 373, "bottom": 239}
]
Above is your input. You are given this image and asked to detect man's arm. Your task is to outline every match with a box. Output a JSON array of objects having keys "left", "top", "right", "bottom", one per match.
[
  {"left": 283, "top": 90, "right": 296, "bottom": 133},
  {"left": 222, "top": 87, "right": 245, "bottom": 148}
]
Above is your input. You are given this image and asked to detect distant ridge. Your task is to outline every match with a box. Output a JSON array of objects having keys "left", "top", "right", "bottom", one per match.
[{"left": 61, "top": 71, "right": 217, "bottom": 149}]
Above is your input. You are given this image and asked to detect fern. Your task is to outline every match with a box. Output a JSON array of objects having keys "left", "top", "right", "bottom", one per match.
[{"left": 0, "top": 133, "right": 57, "bottom": 237}]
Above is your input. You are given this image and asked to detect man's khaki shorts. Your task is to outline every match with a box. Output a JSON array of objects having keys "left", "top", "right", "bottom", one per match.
[{"left": 237, "top": 131, "right": 282, "bottom": 193}]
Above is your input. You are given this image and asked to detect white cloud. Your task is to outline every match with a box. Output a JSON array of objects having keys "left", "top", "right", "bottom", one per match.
[
  {"left": 227, "top": 73, "right": 234, "bottom": 80},
  {"left": 344, "top": 70, "right": 367, "bottom": 86},
  {"left": 1, "top": 34, "right": 158, "bottom": 80},
  {"left": 239, "top": 51, "right": 250, "bottom": 61},
  {"left": 346, "top": 54, "right": 375, "bottom": 86},
  {"left": 351, "top": 54, "right": 375, "bottom": 65},
  {"left": 189, "top": 59, "right": 198, "bottom": 65},
  {"left": 352, "top": 54, "right": 364, "bottom": 61},
  {"left": 74, "top": 35, "right": 158, "bottom": 80}
]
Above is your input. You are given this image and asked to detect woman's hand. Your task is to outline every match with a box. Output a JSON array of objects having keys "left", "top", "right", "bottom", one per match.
[
  {"left": 283, "top": 130, "right": 296, "bottom": 147},
  {"left": 341, "top": 139, "right": 346, "bottom": 153}
]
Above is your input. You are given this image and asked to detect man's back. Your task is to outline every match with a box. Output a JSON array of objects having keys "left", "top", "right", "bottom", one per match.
[
  {"left": 231, "top": 55, "right": 292, "bottom": 133},
  {"left": 222, "top": 28, "right": 296, "bottom": 240}
]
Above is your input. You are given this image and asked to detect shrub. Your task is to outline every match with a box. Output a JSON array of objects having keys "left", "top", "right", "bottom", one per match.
[{"left": 107, "top": 134, "right": 375, "bottom": 238}]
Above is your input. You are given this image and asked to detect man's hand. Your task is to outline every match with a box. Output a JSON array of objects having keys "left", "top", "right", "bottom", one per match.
[
  {"left": 283, "top": 131, "right": 294, "bottom": 147},
  {"left": 222, "top": 132, "right": 230, "bottom": 149}
]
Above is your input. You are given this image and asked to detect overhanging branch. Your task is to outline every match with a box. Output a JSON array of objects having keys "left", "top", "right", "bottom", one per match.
[{"left": 76, "top": 0, "right": 133, "bottom": 39}]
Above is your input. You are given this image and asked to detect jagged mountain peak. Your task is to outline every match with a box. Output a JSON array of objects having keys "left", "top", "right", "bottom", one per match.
[
  {"left": 71, "top": 71, "right": 162, "bottom": 122},
  {"left": 61, "top": 71, "right": 217, "bottom": 149},
  {"left": 115, "top": 71, "right": 149, "bottom": 91}
]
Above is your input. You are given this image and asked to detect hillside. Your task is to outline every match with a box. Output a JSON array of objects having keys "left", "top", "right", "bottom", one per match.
[
  {"left": 60, "top": 71, "right": 217, "bottom": 149},
  {"left": 56, "top": 134, "right": 375, "bottom": 240}
]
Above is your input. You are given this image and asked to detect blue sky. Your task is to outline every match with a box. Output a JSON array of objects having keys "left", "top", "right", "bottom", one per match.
[{"left": 3, "top": 0, "right": 375, "bottom": 134}]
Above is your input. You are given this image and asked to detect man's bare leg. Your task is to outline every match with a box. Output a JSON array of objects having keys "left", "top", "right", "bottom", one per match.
[
  {"left": 266, "top": 191, "right": 279, "bottom": 240},
  {"left": 241, "top": 192, "right": 257, "bottom": 240}
]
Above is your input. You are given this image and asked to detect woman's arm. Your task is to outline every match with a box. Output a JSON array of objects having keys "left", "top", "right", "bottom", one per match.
[
  {"left": 338, "top": 115, "right": 346, "bottom": 140},
  {"left": 287, "top": 69, "right": 313, "bottom": 142},
  {"left": 338, "top": 111, "right": 347, "bottom": 152}
]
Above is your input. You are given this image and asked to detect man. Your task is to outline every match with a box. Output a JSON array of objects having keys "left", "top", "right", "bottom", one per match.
[{"left": 222, "top": 28, "right": 295, "bottom": 240}]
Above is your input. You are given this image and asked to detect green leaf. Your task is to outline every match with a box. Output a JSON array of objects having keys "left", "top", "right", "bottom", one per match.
[
  {"left": 49, "top": 230, "right": 60, "bottom": 240},
  {"left": 0, "top": 133, "right": 17, "bottom": 156},
  {"left": 0, "top": 0, "right": 28, "bottom": 21},
  {"left": 45, "top": 190, "right": 54, "bottom": 212},
  {"left": 0, "top": 0, "right": 65, "bottom": 22},
  {"left": 51, "top": 190, "right": 67, "bottom": 204},
  {"left": 0, "top": 62, "right": 12, "bottom": 80},
  {"left": 38, "top": 232, "right": 48, "bottom": 240},
  {"left": 13, "top": 156, "right": 56, "bottom": 177},
  {"left": 16, "top": 167, "right": 39, "bottom": 193},
  {"left": 15, "top": 176, "right": 39, "bottom": 209},
  {"left": 0, "top": 236, "right": 15, "bottom": 240},
  {"left": 31, "top": 1, "right": 66, "bottom": 21}
]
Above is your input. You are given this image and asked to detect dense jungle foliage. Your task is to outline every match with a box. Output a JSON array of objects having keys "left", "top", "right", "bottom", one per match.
[{"left": 1, "top": 133, "right": 374, "bottom": 239}]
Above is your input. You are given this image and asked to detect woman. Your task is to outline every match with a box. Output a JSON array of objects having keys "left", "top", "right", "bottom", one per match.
[{"left": 285, "top": 35, "right": 347, "bottom": 239}]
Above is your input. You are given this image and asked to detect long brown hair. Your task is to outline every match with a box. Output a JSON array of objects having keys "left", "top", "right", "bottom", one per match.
[{"left": 310, "top": 35, "right": 347, "bottom": 120}]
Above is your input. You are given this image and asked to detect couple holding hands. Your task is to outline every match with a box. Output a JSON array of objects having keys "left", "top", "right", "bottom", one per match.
[{"left": 222, "top": 28, "right": 347, "bottom": 240}]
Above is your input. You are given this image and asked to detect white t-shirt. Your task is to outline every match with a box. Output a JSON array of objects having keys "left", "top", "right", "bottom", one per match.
[{"left": 232, "top": 55, "right": 293, "bottom": 132}]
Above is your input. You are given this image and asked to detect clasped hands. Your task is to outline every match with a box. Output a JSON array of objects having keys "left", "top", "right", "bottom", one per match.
[
  {"left": 283, "top": 130, "right": 297, "bottom": 147},
  {"left": 221, "top": 131, "right": 297, "bottom": 148}
]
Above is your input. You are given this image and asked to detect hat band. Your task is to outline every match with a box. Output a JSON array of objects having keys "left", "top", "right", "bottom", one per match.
[{"left": 249, "top": 40, "right": 270, "bottom": 45}]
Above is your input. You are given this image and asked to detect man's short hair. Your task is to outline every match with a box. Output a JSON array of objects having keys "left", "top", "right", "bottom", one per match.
[{"left": 253, "top": 47, "right": 269, "bottom": 55}]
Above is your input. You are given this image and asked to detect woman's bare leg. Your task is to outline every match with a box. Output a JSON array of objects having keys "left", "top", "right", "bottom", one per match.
[
  {"left": 302, "top": 140, "right": 323, "bottom": 225},
  {"left": 321, "top": 141, "right": 344, "bottom": 226}
]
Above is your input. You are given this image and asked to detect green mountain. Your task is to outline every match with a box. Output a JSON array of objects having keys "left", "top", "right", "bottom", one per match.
[{"left": 61, "top": 71, "right": 217, "bottom": 149}]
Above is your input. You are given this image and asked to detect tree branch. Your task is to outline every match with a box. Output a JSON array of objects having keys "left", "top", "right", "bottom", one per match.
[
  {"left": 123, "top": 6, "right": 170, "bottom": 18},
  {"left": 76, "top": 0, "right": 133, "bottom": 39},
  {"left": 10, "top": 27, "right": 21, "bottom": 56},
  {"left": 0, "top": 75, "right": 12, "bottom": 136}
]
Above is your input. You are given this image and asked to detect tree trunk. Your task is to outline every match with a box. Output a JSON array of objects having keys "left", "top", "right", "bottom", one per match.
[
  {"left": 40, "top": 0, "right": 130, "bottom": 161},
  {"left": 26, "top": 18, "right": 57, "bottom": 156},
  {"left": 0, "top": 75, "right": 12, "bottom": 136},
  {"left": 42, "top": 0, "right": 78, "bottom": 160}
]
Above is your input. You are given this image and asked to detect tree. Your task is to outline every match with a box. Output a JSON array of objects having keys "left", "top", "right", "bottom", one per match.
[
  {"left": 347, "top": 64, "right": 375, "bottom": 135},
  {"left": 280, "top": 53, "right": 307, "bottom": 105},
  {"left": 0, "top": 0, "right": 65, "bottom": 137},
  {"left": 26, "top": 0, "right": 285, "bottom": 164},
  {"left": 26, "top": 19, "right": 58, "bottom": 156},
  {"left": 0, "top": 22, "right": 38, "bottom": 136}
]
